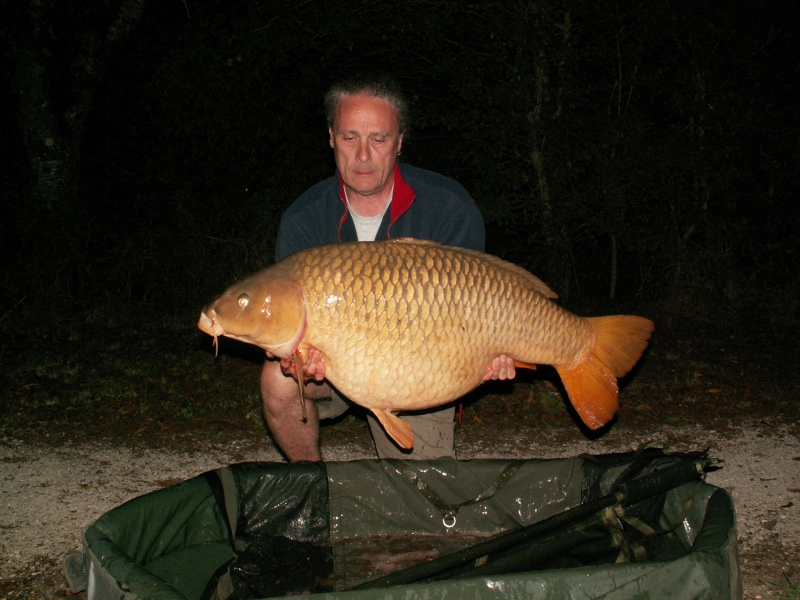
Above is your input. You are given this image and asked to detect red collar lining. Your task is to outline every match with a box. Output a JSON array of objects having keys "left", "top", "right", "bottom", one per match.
[{"left": 337, "top": 164, "right": 416, "bottom": 241}]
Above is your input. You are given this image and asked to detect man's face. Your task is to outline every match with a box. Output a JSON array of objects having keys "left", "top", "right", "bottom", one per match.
[{"left": 329, "top": 94, "right": 404, "bottom": 200}]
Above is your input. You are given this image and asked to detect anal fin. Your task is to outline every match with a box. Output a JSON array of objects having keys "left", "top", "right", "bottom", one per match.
[
  {"left": 513, "top": 360, "right": 537, "bottom": 370},
  {"left": 372, "top": 409, "right": 414, "bottom": 450}
]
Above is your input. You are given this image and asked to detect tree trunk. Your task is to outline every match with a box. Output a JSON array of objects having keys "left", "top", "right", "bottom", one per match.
[
  {"left": 14, "top": 41, "right": 75, "bottom": 210},
  {"left": 528, "top": 12, "right": 573, "bottom": 299}
]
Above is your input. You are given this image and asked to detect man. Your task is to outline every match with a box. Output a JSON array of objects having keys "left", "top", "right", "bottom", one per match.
[{"left": 261, "top": 75, "right": 515, "bottom": 462}]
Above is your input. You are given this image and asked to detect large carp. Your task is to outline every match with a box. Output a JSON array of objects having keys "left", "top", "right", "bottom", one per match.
[{"left": 198, "top": 239, "right": 654, "bottom": 449}]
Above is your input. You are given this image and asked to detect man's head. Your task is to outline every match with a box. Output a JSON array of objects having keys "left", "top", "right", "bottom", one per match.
[
  {"left": 325, "top": 75, "right": 408, "bottom": 202},
  {"left": 325, "top": 75, "right": 409, "bottom": 135}
]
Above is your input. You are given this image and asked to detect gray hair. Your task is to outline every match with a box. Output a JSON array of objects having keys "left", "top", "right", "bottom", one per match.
[{"left": 324, "top": 74, "right": 409, "bottom": 135}]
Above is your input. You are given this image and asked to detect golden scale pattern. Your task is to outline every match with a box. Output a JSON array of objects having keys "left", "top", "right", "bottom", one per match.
[{"left": 283, "top": 241, "right": 591, "bottom": 411}]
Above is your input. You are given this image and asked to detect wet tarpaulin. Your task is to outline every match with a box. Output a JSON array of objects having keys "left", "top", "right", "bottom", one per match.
[{"left": 67, "top": 449, "right": 742, "bottom": 600}]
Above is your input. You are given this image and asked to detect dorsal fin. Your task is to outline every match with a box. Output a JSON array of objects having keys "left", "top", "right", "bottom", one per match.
[
  {"left": 388, "top": 238, "right": 558, "bottom": 299},
  {"left": 391, "top": 237, "right": 435, "bottom": 245}
]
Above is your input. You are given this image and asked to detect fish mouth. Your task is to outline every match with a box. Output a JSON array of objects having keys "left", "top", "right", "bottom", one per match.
[
  {"left": 197, "top": 310, "right": 222, "bottom": 337},
  {"left": 198, "top": 310, "right": 225, "bottom": 355},
  {"left": 197, "top": 308, "right": 274, "bottom": 355}
]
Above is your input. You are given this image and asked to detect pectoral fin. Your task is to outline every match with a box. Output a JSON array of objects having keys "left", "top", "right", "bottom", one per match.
[
  {"left": 292, "top": 352, "right": 307, "bottom": 422},
  {"left": 371, "top": 409, "right": 414, "bottom": 450}
]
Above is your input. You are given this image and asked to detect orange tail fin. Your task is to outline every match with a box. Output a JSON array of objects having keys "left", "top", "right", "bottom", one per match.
[{"left": 556, "top": 315, "right": 654, "bottom": 430}]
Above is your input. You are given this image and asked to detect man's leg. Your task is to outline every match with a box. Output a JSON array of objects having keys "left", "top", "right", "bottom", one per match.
[
  {"left": 260, "top": 359, "right": 332, "bottom": 462},
  {"left": 367, "top": 405, "right": 456, "bottom": 460}
]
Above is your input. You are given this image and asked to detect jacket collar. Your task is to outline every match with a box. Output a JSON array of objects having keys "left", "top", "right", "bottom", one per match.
[{"left": 337, "top": 163, "right": 416, "bottom": 232}]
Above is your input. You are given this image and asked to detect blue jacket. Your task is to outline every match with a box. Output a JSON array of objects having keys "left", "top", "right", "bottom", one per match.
[{"left": 275, "top": 163, "right": 485, "bottom": 262}]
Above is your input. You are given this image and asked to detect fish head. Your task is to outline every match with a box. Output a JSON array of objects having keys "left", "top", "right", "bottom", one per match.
[{"left": 198, "top": 270, "right": 306, "bottom": 358}]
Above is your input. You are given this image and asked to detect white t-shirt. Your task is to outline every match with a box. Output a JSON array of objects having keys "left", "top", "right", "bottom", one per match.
[{"left": 345, "top": 184, "right": 393, "bottom": 242}]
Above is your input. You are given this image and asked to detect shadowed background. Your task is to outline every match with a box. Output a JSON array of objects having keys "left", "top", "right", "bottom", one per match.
[{"left": 2, "top": 0, "right": 798, "bottom": 333}]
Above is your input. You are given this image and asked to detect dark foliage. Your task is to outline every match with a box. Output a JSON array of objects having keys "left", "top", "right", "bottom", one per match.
[{"left": 2, "top": 0, "right": 799, "bottom": 334}]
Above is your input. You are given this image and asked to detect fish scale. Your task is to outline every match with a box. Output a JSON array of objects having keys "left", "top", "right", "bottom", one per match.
[
  {"left": 287, "top": 241, "right": 574, "bottom": 406},
  {"left": 198, "top": 238, "right": 654, "bottom": 449}
]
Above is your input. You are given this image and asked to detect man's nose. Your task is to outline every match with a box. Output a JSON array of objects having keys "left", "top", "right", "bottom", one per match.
[{"left": 356, "top": 139, "right": 370, "bottom": 162}]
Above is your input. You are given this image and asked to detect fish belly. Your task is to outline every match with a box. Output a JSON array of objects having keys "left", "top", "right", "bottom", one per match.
[{"left": 287, "top": 241, "right": 591, "bottom": 412}]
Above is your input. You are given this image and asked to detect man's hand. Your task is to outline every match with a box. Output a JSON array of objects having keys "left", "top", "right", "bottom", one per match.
[
  {"left": 484, "top": 355, "right": 516, "bottom": 381},
  {"left": 268, "top": 349, "right": 509, "bottom": 382},
  {"left": 267, "top": 348, "right": 326, "bottom": 382}
]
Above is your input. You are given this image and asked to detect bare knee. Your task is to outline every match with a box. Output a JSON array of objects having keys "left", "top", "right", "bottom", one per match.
[
  {"left": 261, "top": 360, "right": 295, "bottom": 415},
  {"left": 260, "top": 359, "right": 331, "bottom": 416},
  {"left": 259, "top": 359, "right": 328, "bottom": 463},
  {"left": 260, "top": 359, "right": 287, "bottom": 395}
]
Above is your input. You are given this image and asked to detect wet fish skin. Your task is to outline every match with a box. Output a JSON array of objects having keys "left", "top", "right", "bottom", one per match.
[{"left": 198, "top": 239, "right": 654, "bottom": 449}]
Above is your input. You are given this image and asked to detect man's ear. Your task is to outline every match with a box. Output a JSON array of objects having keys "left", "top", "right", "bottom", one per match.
[
  {"left": 397, "top": 133, "right": 404, "bottom": 155},
  {"left": 329, "top": 127, "right": 335, "bottom": 148}
]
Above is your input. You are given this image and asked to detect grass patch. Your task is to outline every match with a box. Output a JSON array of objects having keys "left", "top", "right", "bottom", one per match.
[
  {"left": 0, "top": 306, "right": 265, "bottom": 433},
  {"left": 523, "top": 382, "right": 565, "bottom": 415},
  {"left": 763, "top": 574, "right": 800, "bottom": 600}
]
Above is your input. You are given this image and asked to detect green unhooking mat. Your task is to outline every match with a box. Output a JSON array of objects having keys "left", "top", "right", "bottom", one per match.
[{"left": 63, "top": 448, "right": 742, "bottom": 600}]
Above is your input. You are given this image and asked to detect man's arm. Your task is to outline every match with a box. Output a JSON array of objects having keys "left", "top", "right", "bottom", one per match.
[
  {"left": 435, "top": 198, "right": 486, "bottom": 252},
  {"left": 281, "top": 350, "right": 515, "bottom": 382},
  {"left": 274, "top": 177, "right": 342, "bottom": 262},
  {"left": 275, "top": 213, "right": 325, "bottom": 263}
]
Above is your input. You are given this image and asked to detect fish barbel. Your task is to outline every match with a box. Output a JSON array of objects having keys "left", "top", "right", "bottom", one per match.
[{"left": 198, "top": 239, "right": 654, "bottom": 448}]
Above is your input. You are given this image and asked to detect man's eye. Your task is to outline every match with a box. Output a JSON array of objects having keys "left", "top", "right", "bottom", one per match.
[{"left": 372, "top": 138, "right": 385, "bottom": 144}]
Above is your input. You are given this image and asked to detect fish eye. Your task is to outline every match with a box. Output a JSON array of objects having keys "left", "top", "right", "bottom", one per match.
[{"left": 237, "top": 293, "right": 249, "bottom": 308}]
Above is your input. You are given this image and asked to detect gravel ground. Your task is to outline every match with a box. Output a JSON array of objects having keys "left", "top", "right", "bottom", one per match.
[{"left": 1, "top": 417, "right": 798, "bottom": 599}]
